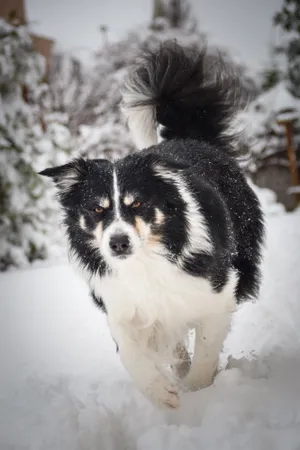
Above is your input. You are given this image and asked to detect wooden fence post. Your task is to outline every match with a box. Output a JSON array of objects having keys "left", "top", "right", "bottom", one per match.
[{"left": 277, "top": 119, "right": 300, "bottom": 207}]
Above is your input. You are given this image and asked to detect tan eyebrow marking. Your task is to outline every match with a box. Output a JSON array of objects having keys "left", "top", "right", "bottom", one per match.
[
  {"left": 155, "top": 208, "right": 165, "bottom": 225},
  {"left": 93, "top": 222, "right": 103, "bottom": 241},
  {"left": 99, "top": 197, "right": 110, "bottom": 208},
  {"left": 123, "top": 194, "right": 135, "bottom": 206}
]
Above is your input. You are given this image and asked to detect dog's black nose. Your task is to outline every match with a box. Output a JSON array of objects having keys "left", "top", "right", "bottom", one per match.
[{"left": 109, "top": 234, "right": 131, "bottom": 256}]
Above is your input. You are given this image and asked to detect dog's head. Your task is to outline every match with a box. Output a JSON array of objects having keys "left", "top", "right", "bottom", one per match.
[{"left": 40, "top": 153, "right": 189, "bottom": 272}]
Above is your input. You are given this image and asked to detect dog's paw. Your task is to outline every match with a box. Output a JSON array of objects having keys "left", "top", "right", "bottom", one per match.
[{"left": 144, "top": 375, "right": 180, "bottom": 409}]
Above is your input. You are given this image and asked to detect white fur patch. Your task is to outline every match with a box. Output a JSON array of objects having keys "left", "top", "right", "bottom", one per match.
[
  {"left": 154, "top": 167, "right": 213, "bottom": 260},
  {"left": 90, "top": 249, "right": 237, "bottom": 355},
  {"left": 101, "top": 169, "right": 141, "bottom": 262},
  {"left": 157, "top": 124, "right": 165, "bottom": 144},
  {"left": 184, "top": 313, "right": 233, "bottom": 391},
  {"left": 79, "top": 215, "right": 86, "bottom": 231},
  {"left": 110, "top": 322, "right": 180, "bottom": 408},
  {"left": 121, "top": 88, "right": 157, "bottom": 150}
]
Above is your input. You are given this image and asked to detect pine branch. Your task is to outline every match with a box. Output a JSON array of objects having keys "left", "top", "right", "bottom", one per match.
[{"left": 0, "top": 124, "right": 23, "bottom": 154}]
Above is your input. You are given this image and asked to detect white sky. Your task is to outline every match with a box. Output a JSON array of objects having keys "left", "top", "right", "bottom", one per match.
[{"left": 26, "top": 0, "right": 284, "bottom": 72}]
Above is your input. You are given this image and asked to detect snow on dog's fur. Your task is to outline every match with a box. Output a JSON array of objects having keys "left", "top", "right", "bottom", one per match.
[{"left": 40, "top": 41, "right": 264, "bottom": 409}]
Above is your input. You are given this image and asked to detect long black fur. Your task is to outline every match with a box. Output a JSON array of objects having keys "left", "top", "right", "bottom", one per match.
[{"left": 123, "top": 41, "right": 243, "bottom": 149}]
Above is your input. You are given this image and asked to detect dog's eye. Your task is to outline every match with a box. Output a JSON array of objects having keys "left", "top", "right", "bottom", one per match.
[
  {"left": 131, "top": 200, "right": 141, "bottom": 209},
  {"left": 166, "top": 200, "right": 177, "bottom": 210},
  {"left": 94, "top": 207, "right": 104, "bottom": 214}
]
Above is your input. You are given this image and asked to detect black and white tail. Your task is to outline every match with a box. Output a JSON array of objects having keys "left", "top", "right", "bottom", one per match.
[{"left": 121, "top": 40, "right": 242, "bottom": 151}]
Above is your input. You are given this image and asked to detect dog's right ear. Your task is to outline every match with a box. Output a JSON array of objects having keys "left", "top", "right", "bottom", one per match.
[{"left": 39, "top": 157, "right": 88, "bottom": 191}]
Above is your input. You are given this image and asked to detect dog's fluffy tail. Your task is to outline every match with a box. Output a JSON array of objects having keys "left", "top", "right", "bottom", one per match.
[{"left": 121, "top": 40, "right": 242, "bottom": 151}]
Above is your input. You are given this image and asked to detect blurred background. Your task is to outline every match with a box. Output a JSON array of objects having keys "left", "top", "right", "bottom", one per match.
[{"left": 0, "top": 0, "right": 299, "bottom": 270}]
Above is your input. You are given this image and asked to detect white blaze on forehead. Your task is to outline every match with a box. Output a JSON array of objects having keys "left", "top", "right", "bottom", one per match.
[
  {"left": 113, "top": 169, "right": 121, "bottom": 219},
  {"left": 101, "top": 169, "right": 145, "bottom": 264}
]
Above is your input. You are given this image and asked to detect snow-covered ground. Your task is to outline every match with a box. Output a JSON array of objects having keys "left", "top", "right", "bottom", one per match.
[{"left": 1, "top": 191, "right": 300, "bottom": 450}]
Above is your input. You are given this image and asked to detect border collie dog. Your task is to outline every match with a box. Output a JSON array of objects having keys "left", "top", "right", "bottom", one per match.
[{"left": 40, "top": 42, "right": 264, "bottom": 409}]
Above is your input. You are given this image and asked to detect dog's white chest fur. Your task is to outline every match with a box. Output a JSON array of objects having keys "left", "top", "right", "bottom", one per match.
[{"left": 90, "top": 250, "right": 236, "bottom": 343}]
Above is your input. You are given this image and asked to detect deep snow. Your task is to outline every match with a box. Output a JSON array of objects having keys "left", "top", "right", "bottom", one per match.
[{"left": 0, "top": 201, "right": 300, "bottom": 449}]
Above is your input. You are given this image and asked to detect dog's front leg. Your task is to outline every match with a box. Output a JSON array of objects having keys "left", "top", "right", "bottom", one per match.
[
  {"left": 109, "top": 321, "right": 180, "bottom": 409},
  {"left": 172, "top": 340, "right": 191, "bottom": 379},
  {"left": 184, "top": 311, "right": 232, "bottom": 391}
]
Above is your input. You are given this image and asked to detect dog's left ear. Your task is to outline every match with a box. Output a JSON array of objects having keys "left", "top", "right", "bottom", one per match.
[{"left": 39, "top": 157, "right": 88, "bottom": 191}]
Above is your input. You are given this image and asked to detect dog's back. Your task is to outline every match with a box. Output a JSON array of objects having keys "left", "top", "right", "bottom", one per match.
[{"left": 122, "top": 41, "right": 264, "bottom": 302}]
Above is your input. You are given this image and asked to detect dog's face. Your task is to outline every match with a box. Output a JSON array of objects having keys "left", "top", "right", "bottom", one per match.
[{"left": 40, "top": 154, "right": 188, "bottom": 272}]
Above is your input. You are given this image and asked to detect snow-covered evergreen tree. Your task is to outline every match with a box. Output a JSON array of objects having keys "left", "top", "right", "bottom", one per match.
[
  {"left": 47, "top": 51, "right": 89, "bottom": 134},
  {"left": 274, "top": 0, "right": 300, "bottom": 98},
  {"left": 237, "top": 81, "right": 300, "bottom": 172},
  {"left": 0, "top": 19, "right": 75, "bottom": 270}
]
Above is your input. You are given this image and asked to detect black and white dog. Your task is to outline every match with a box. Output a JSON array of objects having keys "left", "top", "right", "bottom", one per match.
[{"left": 40, "top": 42, "right": 264, "bottom": 409}]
